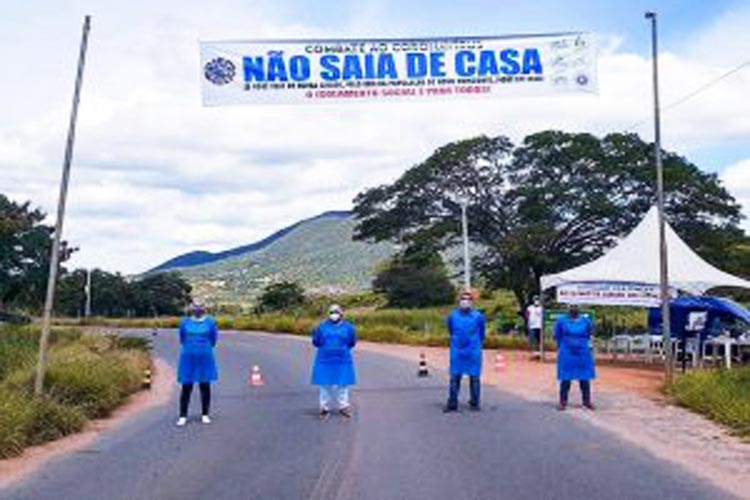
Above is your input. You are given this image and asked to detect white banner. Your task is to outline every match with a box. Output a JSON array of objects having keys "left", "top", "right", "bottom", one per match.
[
  {"left": 200, "top": 33, "right": 597, "bottom": 106},
  {"left": 557, "top": 282, "right": 675, "bottom": 308}
]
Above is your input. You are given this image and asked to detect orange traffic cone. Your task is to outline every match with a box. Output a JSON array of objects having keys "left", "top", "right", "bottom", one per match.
[
  {"left": 249, "top": 365, "right": 265, "bottom": 386},
  {"left": 494, "top": 352, "right": 506, "bottom": 373}
]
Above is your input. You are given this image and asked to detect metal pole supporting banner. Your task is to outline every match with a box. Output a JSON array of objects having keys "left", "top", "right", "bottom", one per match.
[
  {"left": 645, "top": 11, "right": 673, "bottom": 384},
  {"left": 460, "top": 200, "right": 471, "bottom": 291},
  {"left": 35, "top": 15, "right": 91, "bottom": 396}
]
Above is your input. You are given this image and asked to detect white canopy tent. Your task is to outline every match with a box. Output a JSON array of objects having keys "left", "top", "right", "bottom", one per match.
[{"left": 540, "top": 207, "right": 750, "bottom": 295}]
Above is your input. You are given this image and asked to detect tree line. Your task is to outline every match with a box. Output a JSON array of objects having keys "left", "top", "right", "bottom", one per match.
[
  {"left": 355, "top": 130, "right": 750, "bottom": 308},
  {"left": 56, "top": 269, "right": 191, "bottom": 317},
  {"left": 0, "top": 193, "right": 191, "bottom": 317}
]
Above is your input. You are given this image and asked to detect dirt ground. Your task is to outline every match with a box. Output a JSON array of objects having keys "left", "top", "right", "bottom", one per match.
[
  {"left": 360, "top": 343, "right": 750, "bottom": 500},
  {"left": 0, "top": 358, "right": 175, "bottom": 490}
]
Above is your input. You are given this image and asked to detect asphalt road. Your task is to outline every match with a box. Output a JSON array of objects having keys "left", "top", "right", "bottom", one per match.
[{"left": 3, "top": 330, "right": 738, "bottom": 500}]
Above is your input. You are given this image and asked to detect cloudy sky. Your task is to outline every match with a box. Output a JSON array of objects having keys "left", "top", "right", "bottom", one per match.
[{"left": 1, "top": 0, "right": 749, "bottom": 274}]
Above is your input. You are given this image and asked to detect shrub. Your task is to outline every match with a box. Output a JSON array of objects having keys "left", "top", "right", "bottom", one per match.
[
  {"left": 0, "top": 327, "right": 150, "bottom": 457},
  {"left": 0, "top": 389, "right": 31, "bottom": 458},
  {"left": 115, "top": 336, "right": 152, "bottom": 352},
  {"left": 671, "top": 368, "right": 750, "bottom": 437},
  {"left": 256, "top": 281, "right": 306, "bottom": 313},
  {"left": 45, "top": 350, "right": 143, "bottom": 418},
  {"left": 23, "top": 398, "right": 86, "bottom": 446},
  {"left": 0, "top": 389, "right": 85, "bottom": 458},
  {"left": 0, "top": 330, "right": 37, "bottom": 380}
]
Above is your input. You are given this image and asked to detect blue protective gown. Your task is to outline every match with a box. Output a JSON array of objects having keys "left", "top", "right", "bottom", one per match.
[
  {"left": 311, "top": 319, "right": 357, "bottom": 386},
  {"left": 447, "top": 309, "right": 486, "bottom": 376},
  {"left": 554, "top": 315, "right": 596, "bottom": 381},
  {"left": 177, "top": 316, "right": 219, "bottom": 384}
]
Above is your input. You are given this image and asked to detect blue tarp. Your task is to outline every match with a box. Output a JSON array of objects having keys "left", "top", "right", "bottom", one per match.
[{"left": 649, "top": 296, "right": 750, "bottom": 338}]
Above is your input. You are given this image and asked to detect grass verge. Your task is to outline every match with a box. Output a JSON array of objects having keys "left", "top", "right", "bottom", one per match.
[
  {"left": 0, "top": 325, "right": 151, "bottom": 459},
  {"left": 670, "top": 368, "right": 750, "bottom": 438}
]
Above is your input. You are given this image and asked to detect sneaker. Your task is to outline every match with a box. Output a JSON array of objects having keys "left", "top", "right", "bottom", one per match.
[
  {"left": 583, "top": 402, "right": 596, "bottom": 411},
  {"left": 339, "top": 407, "right": 353, "bottom": 418},
  {"left": 319, "top": 409, "right": 330, "bottom": 420},
  {"left": 201, "top": 415, "right": 212, "bottom": 424},
  {"left": 557, "top": 403, "right": 567, "bottom": 412},
  {"left": 176, "top": 417, "right": 188, "bottom": 427}
]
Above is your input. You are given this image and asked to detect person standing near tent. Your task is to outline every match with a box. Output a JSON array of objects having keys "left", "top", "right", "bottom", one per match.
[
  {"left": 444, "top": 291, "right": 486, "bottom": 412},
  {"left": 176, "top": 299, "right": 219, "bottom": 426},
  {"left": 554, "top": 306, "right": 595, "bottom": 411},
  {"left": 526, "top": 296, "right": 543, "bottom": 353},
  {"left": 311, "top": 304, "right": 357, "bottom": 419}
]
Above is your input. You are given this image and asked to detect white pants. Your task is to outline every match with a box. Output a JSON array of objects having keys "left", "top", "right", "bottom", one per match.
[{"left": 319, "top": 385, "right": 350, "bottom": 411}]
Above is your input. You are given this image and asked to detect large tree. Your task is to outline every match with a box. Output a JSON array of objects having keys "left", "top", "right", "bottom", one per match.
[
  {"left": 0, "top": 194, "right": 74, "bottom": 311},
  {"left": 55, "top": 269, "right": 87, "bottom": 317},
  {"left": 131, "top": 272, "right": 192, "bottom": 317},
  {"left": 353, "top": 131, "right": 747, "bottom": 308},
  {"left": 373, "top": 241, "right": 456, "bottom": 308},
  {"left": 89, "top": 269, "right": 133, "bottom": 317}
]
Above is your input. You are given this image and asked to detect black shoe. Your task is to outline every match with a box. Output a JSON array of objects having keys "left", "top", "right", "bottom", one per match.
[
  {"left": 339, "top": 407, "right": 353, "bottom": 418},
  {"left": 469, "top": 404, "right": 481, "bottom": 412},
  {"left": 319, "top": 409, "right": 330, "bottom": 420},
  {"left": 443, "top": 405, "right": 458, "bottom": 413}
]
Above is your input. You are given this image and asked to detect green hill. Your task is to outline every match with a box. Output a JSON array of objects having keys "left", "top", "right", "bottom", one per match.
[{"left": 169, "top": 212, "right": 397, "bottom": 303}]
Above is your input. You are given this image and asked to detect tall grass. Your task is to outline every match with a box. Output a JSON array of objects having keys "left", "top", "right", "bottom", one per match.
[
  {"left": 670, "top": 368, "right": 750, "bottom": 438},
  {"left": 0, "top": 326, "right": 150, "bottom": 458},
  {"left": 0, "top": 326, "right": 81, "bottom": 380}
]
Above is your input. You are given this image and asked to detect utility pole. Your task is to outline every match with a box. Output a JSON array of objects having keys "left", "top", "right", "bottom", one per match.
[
  {"left": 646, "top": 11, "right": 673, "bottom": 384},
  {"left": 85, "top": 268, "right": 92, "bottom": 318},
  {"left": 35, "top": 16, "right": 91, "bottom": 396},
  {"left": 460, "top": 199, "right": 471, "bottom": 291}
]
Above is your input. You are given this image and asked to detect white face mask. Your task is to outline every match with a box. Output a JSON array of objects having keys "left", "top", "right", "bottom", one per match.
[
  {"left": 329, "top": 313, "right": 342, "bottom": 322},
  {"left": 459, "top": 300, "right": 472, "bottom": 310}
]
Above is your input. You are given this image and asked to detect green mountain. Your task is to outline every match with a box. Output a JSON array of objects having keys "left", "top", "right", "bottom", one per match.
[{"left": 162, "top": 212, "right": 397, "bottom": 303}]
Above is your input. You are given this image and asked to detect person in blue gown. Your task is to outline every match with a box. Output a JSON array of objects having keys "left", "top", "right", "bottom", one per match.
[
  {"left": 554, "top": 307, "right": 595, "bottom": 411},
  {"left": 444, "top": 291, "right": 486, "bottom": 412},
  {"left": 176, "top": 300, "right": 219, "bottom": 426},
  {"left": 311, "top": 304, "right": 357, "bottom": 418}
]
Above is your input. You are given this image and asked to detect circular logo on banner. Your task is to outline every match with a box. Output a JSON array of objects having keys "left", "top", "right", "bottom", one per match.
[
  {"left": 204, "top": 58, "right": 236, "bottom": 85},
  {"left": 576, "top": 74, "right": 589, "bottom": 86}
]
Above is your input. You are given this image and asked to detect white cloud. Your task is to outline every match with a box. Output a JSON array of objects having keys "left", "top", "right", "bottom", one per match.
[
  {"left": 687, "top": 4, "right": 750, "bottom": 66},
  {"left": 1, "top": 2, "right": 749, "bottom": 274}
]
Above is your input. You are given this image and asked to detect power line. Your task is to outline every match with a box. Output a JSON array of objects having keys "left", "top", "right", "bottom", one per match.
[{"left": 624, "top": 60, "right": 750, "bottom": 132}]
